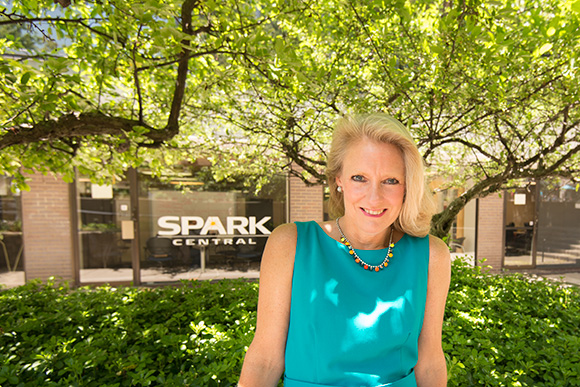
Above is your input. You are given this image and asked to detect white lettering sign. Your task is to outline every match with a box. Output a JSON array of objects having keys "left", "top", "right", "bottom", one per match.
[
  {"left": 171, "top": 238, "right": 258, "bottom": 246},
  {"left": 227, "top": 217, "right": 249, "bottom": 234},
  {"left": 158, "top": 216, "right": 180, "bottom": 235},
  {"left": 249, "top": 216, "right": 271, "bottom": 235},
  {"left": 158, "top": 216, "right": 272, "bottom": 236},
  {"left": 181, "top": 216, "right": 203, "bottom": 235}
]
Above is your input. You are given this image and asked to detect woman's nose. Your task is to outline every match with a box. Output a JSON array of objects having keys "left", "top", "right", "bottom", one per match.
[{"left": 367, "top": 183, "right": 382, "bottom": 204}]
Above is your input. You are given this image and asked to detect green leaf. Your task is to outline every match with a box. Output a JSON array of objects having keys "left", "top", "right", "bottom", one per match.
[
  {"left": 20, "top": 72, "right": 31, "bottom": 85},
  {"left": 537, "top": 43, "right": 553, "bottom": 56},
  {"left": 430, "top": 44, "right": 443, "bottom": 54},
  {"left": 274, "top": 36, "right": 285, "bottom": 56}
]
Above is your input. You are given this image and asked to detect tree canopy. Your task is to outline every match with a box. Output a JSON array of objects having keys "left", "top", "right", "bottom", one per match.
[{"left": 1, "top": 0, "right": 579, "bottom": 237}]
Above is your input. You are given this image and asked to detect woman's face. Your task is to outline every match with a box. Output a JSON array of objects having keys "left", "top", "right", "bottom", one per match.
[{"left": 335, "top": 138, "right": 406, "bottom": 239}]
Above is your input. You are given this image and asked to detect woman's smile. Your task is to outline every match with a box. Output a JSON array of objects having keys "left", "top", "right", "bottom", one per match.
[{"left": 361, "top": 208, "right": 386, "bottom": 216}]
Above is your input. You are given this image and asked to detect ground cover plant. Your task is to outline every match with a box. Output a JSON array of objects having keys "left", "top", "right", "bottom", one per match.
[
  {"left": 444, "top": 260, "right": 580, "bottom": 386},
  {"left": 1, "top": 260, "right": 579, "bottom": 386},
  {"left": 0, "top": 279, "right": 258, "bottom": 386}
]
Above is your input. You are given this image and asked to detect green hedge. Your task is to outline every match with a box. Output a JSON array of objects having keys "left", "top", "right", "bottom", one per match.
[
  {"left": 444, "top": 260, "right": 580, "bottom": 386},
  {"left": 1, "top": 260, "right": 579, "bottom": 386},
  {"left": 0, "top": 279, "right": 257, "bottom": 386}
]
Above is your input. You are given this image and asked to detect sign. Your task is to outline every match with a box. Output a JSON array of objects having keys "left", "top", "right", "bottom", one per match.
[
  {"left": 157, "top": 216, "right": 272, "bottom": 247},
  {"left": 91, "top": 184, "right": 113, "bottom": 199},
  {"left": 171, "top": 237, "right": 263, "bottom": 247},
  {"left": 121, "top": 220, "right": 134, "bottom": 240},
  {"left": 157, "top": 216, "right": 271, "bottom": 236}
]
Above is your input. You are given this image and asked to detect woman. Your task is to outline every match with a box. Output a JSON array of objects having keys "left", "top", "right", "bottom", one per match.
[{"left": 239, "top": 114, "right": 451, "bottom": 387}]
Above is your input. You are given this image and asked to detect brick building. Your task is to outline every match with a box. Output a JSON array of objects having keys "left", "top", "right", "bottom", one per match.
[
  {"left": 0, "top": 167, "right": 321, "bottom": 287},
  {"left": 1, "top": 169, "right": 579, "bottom": 287}
]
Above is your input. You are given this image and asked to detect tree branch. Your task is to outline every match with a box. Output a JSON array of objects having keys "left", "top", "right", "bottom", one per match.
[
  {"left": 136, "top": 48, "right": 225, "bottom": 72},
  {"left": 0, "top": 11, "right": 120, "bottom": 44},
  {"left": 347, "top": 0, "right": 429, "bottom": 129},
  {"left": 424, "top": 136, "right": 502, "bottom": 164},
  {"left": 518, "top": 119, "right": 580, "bottom": 170},
  {"left": 132, "top": 27, "right": 144, "bottom": 122},
  {"left": 165, "top": 0, "right": 199, "bottom": 137},
  {"left": 0, "top": 112, "right": 155, "bottom": 150}
]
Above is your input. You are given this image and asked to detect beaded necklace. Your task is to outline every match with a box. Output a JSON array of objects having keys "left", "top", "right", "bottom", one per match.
[{"left": 335, "top": 217, "right": 394, "bottom": 272}]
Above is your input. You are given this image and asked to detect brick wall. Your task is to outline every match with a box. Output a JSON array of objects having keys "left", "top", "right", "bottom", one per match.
[
  {"left": 288, "top": 166, "right": 324, "bottom": 223},
  {"left": 476, "top": 194, "right": 504, "bottom": 272},
  {"left": 21, "top": 172, "right": 74, "bottom": 282}
]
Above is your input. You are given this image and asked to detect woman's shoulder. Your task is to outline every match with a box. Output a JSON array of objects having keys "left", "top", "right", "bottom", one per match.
[
  {"left": 267, "top": 223, "right": 298, "bottom": 247},
  {"left": 428, "top": 234, "right": 451, "bottom": 267},
  {"left": 280, "top": 220, "right": 334, "bottom": 234},
  {"left": 268, "top": 221, "right": 335, "bottom": 247},
  {"left": 428, "top": 234, "right": 449, "bottom": 253},
  {"left": 260, "top": 223, "right": 298, "bottom": 271}
]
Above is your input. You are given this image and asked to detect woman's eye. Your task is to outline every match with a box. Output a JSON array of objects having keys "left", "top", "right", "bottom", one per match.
[
  {"left": 384, "top": 178, "right": 399, "bottom": 185},
  {"left": 352, "top": 175, "right": 365, "bottom": 182}
]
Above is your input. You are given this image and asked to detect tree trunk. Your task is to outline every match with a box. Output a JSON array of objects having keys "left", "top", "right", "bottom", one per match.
[{"left": 430, "top": 175, "right": 505, "bottom": 238}]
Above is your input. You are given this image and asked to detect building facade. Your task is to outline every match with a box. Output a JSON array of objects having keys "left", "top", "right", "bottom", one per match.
[
  {"left": 1, "top": 168, "right": 323, "bottom": 287},
  {"left": 1, "top": 172, "right": 579, "bottom": 288}
]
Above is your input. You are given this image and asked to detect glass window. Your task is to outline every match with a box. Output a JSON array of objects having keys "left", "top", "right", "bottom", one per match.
[
  {"left": 0, "top": 176, "right": 24, "bottom": 287},
  {"left": 537, "top": 180, "right": 580, "bottom": 267},
  {"left": 77, "top": 177, "right": 133, "bottom": 283},
  {"left": 138, "top": 172, "right": 286, "bottom": 284},
  {"left": 504, "top": 184, "right": 537, "bottom": 267},
  {"left": 433, "top": 187, "right": 476, "bottom": 265}
]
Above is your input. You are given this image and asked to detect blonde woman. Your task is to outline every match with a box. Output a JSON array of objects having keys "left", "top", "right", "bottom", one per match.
[{"left": 239, "top": 114, "right": 451, "bottom": 387}]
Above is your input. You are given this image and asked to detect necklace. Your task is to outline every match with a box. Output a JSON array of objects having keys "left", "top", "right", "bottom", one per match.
[{"left": 335, "top": 217, "right": 394, "bottom": 272}]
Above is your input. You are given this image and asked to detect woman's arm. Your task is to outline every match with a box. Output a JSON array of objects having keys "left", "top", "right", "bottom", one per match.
[
  {"left": 415, "top": 235, "right": 451, "bottom": 387},
  {"left": 238, "top": 223, "right": 297, "bottom": 387}
]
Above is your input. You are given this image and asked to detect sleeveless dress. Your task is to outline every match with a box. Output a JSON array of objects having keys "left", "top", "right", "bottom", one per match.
[{"left": 284, "top": 221, "right": 430, "bottom": 387}]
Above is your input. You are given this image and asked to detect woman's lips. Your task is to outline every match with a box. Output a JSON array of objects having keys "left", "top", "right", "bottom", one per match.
[{"left": 361, "top": 208, "right": 386, "bottom": 216}]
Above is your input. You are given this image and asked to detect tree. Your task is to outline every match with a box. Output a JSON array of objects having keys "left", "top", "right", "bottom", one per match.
[
  {"left": 205, "top": 0, "right": 580, "bottom": 236},
  {"left": 1, "top": 0, "right": 579, "bottom": 238},
  {"left": 0, "top": 0, "right": 307, "bottom": 187}
]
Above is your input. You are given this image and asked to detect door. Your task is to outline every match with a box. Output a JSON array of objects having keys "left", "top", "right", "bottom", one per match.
[{"left": 504, "top": 184, "right": 537, "bottom": 268}]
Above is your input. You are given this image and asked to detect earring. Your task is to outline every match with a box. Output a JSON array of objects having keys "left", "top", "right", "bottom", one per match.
[{"left": 337, "top": 186, "right": 342, "bottom": 193}]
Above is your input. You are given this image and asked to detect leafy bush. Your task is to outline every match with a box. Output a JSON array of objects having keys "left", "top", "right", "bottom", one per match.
[
  {"left": 0, "top": 279, "right": 258, "bottom": 386},
  {"left": 445, "top": 259, "right": 580, "bottom": 386},
  {"left": 1, "top": 260, "right": 579, "bottom": 386}
]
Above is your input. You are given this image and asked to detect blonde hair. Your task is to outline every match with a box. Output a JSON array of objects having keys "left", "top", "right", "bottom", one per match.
[{"left": 327, "top": 114, "right": 435, "bottom": 237}]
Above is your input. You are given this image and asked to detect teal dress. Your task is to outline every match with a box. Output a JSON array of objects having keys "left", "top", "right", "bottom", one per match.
[{"left": 284, "top": 221, "right": 429, "bottom": 387}]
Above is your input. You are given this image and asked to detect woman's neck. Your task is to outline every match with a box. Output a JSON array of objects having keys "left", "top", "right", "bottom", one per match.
[{"left": 335, "top": 217, "right": 392, "bottom": 250}]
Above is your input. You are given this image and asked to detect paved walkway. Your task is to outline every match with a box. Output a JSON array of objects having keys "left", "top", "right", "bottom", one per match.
[
  {"left": 0, "top": 268, "right": 260, "bottom": 289},
  {"left": 2, "top": 268, "right": 579, "bottom": 289},
  {"left": 542, "top": 272, "right": 580, "bottom": 287}
]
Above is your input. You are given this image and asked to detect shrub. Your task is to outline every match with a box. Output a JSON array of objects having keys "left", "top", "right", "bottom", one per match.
[
  {"left": 1, "top": 261, "right": 579, "bottom": 386},
  {"left": 0, "top": 278, "right": 258, "bottom": 386},
  {"left": 445, "top": 259, "right": 580, "bottom": 386}
]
